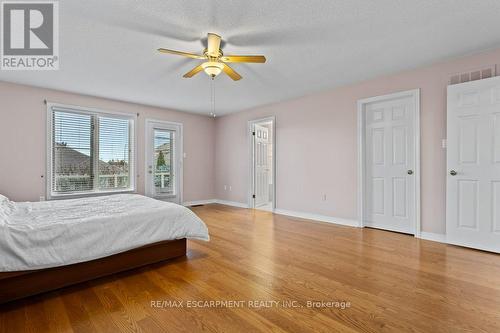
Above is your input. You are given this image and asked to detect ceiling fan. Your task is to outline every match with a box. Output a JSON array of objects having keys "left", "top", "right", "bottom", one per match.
[{"left": 157, "top": 33, "right": 266, "bottom": 81}]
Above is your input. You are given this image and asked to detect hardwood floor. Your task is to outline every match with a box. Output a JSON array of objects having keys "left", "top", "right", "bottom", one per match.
[{"left": 1, "top": 204, "right": 500, "bottom": 332}]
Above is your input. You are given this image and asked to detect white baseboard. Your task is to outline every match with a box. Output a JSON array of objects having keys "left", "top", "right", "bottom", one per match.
[
  {"left": 419, "top": 231, "right": 447, "bottom": 244},
  {"left": 185, "top": 199, "right": 357, "bottom": 227},
  {"left": 214, "top": 199, "right": 249, "bottom": 208},
  {"left": 183, "top": 199, "right": 249, "bottom": 209},
  {"left": 183, "top": 199, "right": 216, "bottom": 206},
  {"left": 185, "top": 200, "right": 450, "bottom": 245},
  {"left": 274, "top": 209, "right": 359, "bottom": 228}
]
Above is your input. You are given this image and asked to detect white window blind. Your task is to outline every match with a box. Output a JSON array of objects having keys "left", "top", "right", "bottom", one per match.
[{"left": 48, "top": 105, "right": 135, "bottom": 197}]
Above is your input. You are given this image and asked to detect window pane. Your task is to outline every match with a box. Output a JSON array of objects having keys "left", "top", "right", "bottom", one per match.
[
  {"left": 98, "top": 117, "right": 130, "bottom": 190},
  {"left": 154, "top": 129, "right": 174, "bottom": 195},
  {"left": 53, "top": 111, "right": 93, "bottom": 193}
]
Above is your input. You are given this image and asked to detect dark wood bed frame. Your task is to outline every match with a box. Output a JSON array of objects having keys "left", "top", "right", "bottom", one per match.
[{"left": 0, "top": 238, "right": 186, "bottom": 304}]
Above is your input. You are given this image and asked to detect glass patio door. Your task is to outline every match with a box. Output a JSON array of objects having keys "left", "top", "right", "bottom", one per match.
[{"left": 145, "top": 120, "right": 182, "bottom": 204}]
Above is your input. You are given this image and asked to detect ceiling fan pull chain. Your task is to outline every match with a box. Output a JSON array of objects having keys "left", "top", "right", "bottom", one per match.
[
  {"left": 209, "top": 79, "right": 216, "bottom": 118},
  {"left": 212, "top": 79, "right": 216, "bottom": 117}
]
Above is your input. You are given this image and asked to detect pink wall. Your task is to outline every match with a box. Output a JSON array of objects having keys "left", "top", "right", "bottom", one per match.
[
  {"left": 2, "top": 48, "right": 500, "bottom": 234},
  {"left": 215, "top": 48, "right": 500, "bottom": 234},
  {"left": 0, "top": 81, "right": 215, "bottom": 202}
]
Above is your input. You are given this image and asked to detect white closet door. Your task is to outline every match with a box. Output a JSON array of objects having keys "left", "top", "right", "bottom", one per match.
[
  {"left": 447, "top": 76, "right": 500, "bottom": 253},
  {"left": 364, "top": 95, "right": 416, "bottom": 234},
  {"left": 254, "top": 124, "right": 270, "bottom": 207}
]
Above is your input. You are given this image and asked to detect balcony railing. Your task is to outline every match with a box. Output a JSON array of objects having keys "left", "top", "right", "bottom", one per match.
[
  {"left": 55, "top": 174, "right": 130, "bottom": 191},
  {"left": 54, "top": 172, "right": 172, "bottom": 192},
  {"left": 154, "top": 172, "right": 171, "bottom": 189}
]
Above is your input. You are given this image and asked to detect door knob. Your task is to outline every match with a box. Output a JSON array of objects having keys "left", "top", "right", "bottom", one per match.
[
  {"left": 450, "top": 170, "right": 457, "bottom": 176},
  {"left": 407, "top": 170, "right": 413, "bottom": 175}
]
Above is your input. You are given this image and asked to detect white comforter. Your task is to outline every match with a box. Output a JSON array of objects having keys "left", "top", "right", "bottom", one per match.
[{"left": 0, "top": 194, "right": 209, "bottom": 271}]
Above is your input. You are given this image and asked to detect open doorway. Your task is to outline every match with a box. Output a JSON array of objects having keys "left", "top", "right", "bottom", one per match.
[{"left": 248, "top": 117, "right": 276, "bottom": 211}]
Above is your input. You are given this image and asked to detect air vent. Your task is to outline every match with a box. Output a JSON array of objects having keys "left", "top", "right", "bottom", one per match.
[{"left": 449, "top": 65, "right": 496, "bottom": 85}]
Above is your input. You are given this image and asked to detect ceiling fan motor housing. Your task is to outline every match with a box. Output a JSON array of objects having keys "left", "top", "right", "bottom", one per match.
[{"left": 204, "top": 48, "right": 223, "bottom": 59}]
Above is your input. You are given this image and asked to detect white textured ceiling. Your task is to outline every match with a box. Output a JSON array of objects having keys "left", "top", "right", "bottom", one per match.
[{"left": 2, "top": 0, "right": 500, "bottom": 115}]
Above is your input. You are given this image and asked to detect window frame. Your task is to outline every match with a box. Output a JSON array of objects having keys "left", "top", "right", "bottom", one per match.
[{"left": 46, "top": 102, "right": 137, "bottom": 199}]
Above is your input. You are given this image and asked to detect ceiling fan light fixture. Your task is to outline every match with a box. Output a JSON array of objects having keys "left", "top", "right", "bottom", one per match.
[{"left": 201, "top": 61, "right": 224, "bottom": 77}]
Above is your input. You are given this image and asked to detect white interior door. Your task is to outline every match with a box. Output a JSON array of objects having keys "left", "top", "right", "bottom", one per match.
[
  {"left": 145, "top": 120, "right": 182, "bottom": 204},
  {"left": 254, "top": 124, "right": 270, "bottom": 207},
  {"left": 447, "top": 76, "right": 500, "bottom": 253},
  {"left": 362, "top": 92, "right": 418, "bottom": 234}
]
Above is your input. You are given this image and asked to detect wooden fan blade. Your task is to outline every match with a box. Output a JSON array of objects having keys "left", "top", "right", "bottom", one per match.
[
  {"left": 183, "top": 64, "right": 204, "bottom": 78},
  {"left": 222, "top": 64, "right": 242, "bottom": 81},
  {"left": 157, "top": 48, "right": 205, "bottom": 60},
  {"left": 220, "top": 55, "right": 266, "bottom": 63},
  {"left": 207, "top": 33, "right": 221, "bottom": 57}
]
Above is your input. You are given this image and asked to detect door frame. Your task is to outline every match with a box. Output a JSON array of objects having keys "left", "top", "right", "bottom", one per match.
[
  {"left": 357, "top": 89, "right": 421, "bottom": 236},
  {"left": 247, "top": 116, "right": 276, "bottom": 211},
  {"left": 144, "top": 118, "right": 183, "bottom": 204}
]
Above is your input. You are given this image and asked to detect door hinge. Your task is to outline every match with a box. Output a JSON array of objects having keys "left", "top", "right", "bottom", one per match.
[
  {"left": 252, "top": 131, "right": 255, "bottom": 136},
  {"left": 252, "top": 194, "right": 256, "bottom": 198}
]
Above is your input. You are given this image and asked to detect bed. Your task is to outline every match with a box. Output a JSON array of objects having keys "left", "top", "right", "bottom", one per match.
[{"left": 0, "top": 194, "right": 209, "bottom": 304}]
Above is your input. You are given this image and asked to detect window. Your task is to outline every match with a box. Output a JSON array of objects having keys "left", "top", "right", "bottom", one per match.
[
  {"left": 48, "top": 104, "right": 136, "bottom": 198},
  {"left": 153, "top": 128, "right": 174, "bottom": 195}
]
